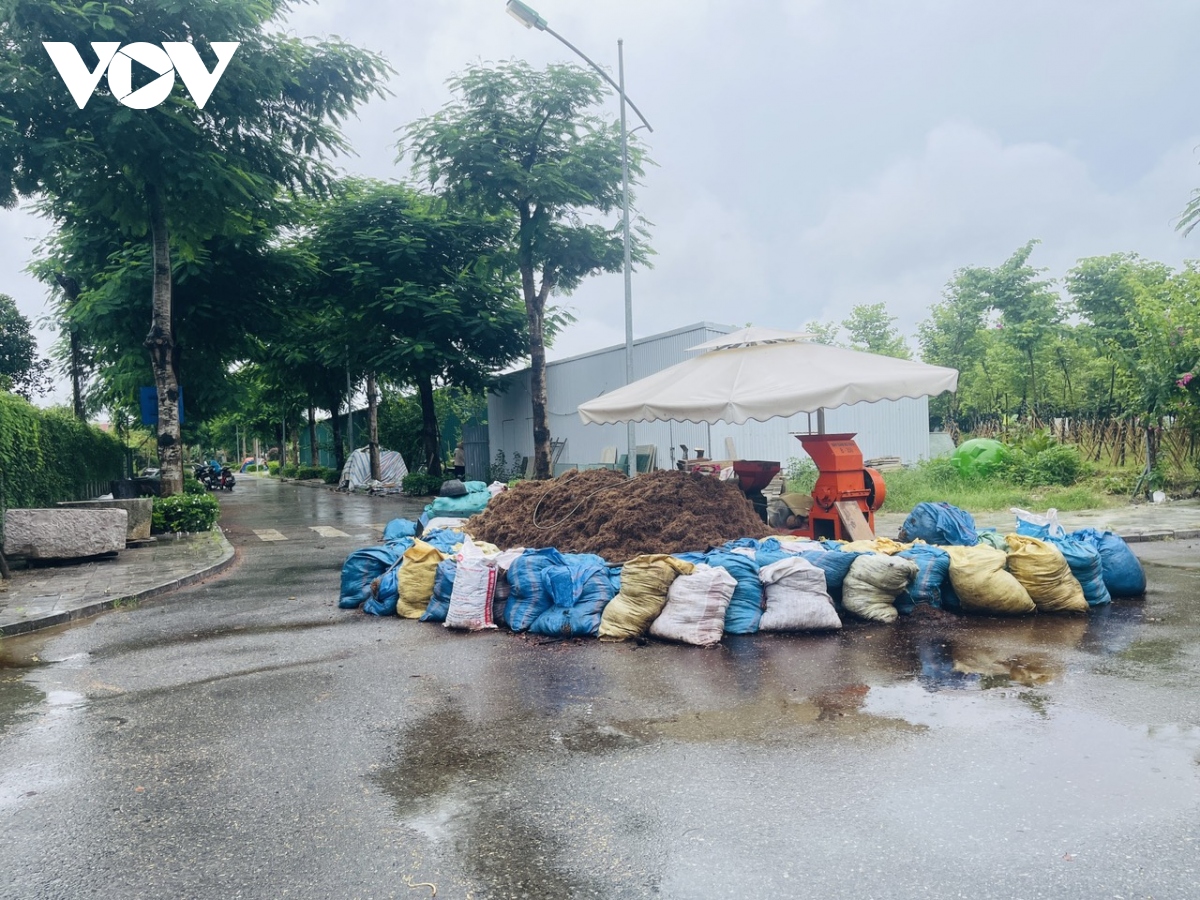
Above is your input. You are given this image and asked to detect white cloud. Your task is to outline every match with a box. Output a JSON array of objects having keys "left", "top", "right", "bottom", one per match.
[{"left": 788, "top": 123, "right": 1200, "bottom": 336}]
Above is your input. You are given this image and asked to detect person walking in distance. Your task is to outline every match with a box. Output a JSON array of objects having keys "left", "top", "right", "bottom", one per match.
[{"left": 453, "top": 440, "right": 466, "bottom": 479}]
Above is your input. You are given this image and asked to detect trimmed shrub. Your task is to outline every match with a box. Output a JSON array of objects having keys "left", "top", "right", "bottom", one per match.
[
  {"left": 321, "top": 467, "right": 340, "bottom": 484},
  {"left": 267, "top": 461, "right": 280, "bottom": 476},
  {"left": 280, "top": 464, "right": 298, "bottom": 478},
  {"left": 402, "top": 472, "right": 447, "bottom": 496},
  {"left": 152, "top": 493, "right": 220, "bottom": 533},
  {"left": 183, "top": 477, "right": 208, "bottom": 495}
]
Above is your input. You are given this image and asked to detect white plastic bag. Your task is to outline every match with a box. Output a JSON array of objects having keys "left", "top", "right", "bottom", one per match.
[{"left": 1011, "top": 507, "right": 1065, "bottom": 539}]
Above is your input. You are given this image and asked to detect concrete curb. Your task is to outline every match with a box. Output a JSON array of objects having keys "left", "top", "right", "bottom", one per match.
[{"left": 0, "top": 530, "right": 237, "bottom": 638}]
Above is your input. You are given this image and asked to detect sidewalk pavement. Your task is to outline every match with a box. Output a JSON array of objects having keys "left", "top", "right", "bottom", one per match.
[
  {"left": 2, "top": 497, "right": 1199, "bottom": 639},
  {"left": 0, "top": 530, "right": 234, "bottom": 637}
]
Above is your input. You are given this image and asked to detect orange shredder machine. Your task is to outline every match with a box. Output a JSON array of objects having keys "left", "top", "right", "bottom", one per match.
[{"left": 793, "top": 432, "right": 887, "bottom": 541}]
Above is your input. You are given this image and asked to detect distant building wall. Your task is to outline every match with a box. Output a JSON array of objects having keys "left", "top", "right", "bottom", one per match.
[{"left": 488, "top": 322, "right": 934, "bottom": 472}]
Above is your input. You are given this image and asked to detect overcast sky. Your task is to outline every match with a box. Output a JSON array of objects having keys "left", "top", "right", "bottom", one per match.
[{"left": 8, "top": 0, "right": 1200, "bottom": 405}]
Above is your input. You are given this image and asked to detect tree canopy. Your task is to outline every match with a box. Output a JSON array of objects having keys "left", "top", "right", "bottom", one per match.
[
  {"left": 0, "top": 293, "right": 50, "bottom": 399},
  {"left": 405, "top": 60, "right": 650, "bottom": 479},
  {"left": 0, "top": 0, "right": 389, "bottom": 493}
]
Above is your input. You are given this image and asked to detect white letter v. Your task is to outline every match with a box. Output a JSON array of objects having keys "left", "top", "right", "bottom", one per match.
[
  {"left": 163, "top": 42, "right": 240, "bottom": 109},
  {"left": 43, "top": 42, "right": 121, "bottom": 109}
]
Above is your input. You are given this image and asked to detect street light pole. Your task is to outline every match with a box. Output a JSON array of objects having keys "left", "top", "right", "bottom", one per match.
[
  {"left": 617, "top": 39, "right": 637, "bottom": 477},
  {"left": 505, "top": 0, "right": 652, "bottom": 477}
]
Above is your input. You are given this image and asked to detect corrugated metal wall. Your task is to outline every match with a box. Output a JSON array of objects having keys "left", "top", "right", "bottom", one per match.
[{"left": 488, "top": 322, "right": 934, "bottom": 472}]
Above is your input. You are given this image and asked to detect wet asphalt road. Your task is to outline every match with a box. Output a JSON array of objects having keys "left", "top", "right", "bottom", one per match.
[{"left": 1, "top": 476, "right": 1198, "bottom": 899}]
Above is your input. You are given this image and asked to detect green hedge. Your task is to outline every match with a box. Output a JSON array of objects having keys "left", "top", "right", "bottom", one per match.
[
  {"left": 152, "top": 493, "right": 220, "bottom": 533},
  {"left": 0, "top": 392, "right": 126, "bottom": 509},
  {"left": 402, "top": 472, "right": 448, "bottom": 496}
]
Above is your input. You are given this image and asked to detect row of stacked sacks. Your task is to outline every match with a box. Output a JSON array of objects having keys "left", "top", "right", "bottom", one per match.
[
  {"left": 894, "top": 501, "right": 1147, "bottom": 614},
  {"left": 340, "top": 526, "right": 853, "bottom": 646},
  {"left": 337, "top": 502, "right": 1147, "bottom": 647}
]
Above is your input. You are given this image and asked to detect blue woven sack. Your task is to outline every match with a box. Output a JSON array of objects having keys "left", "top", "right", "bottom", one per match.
[
  {"left": 1069, "top": 528, "right": 1145, "bottom": 598},
  {"left": 706, "top": 550, "right": 763, "bottom": 634},
  {"left": 421, "top": 558, "right": 458, "bottom": 622},
  {"left": 504, "top": 548, "right": 568, "bottom": 631},
  {"left": 1048, "top": 537, "right": 1110, "bottom": 606},
  {"left": 896, "top": 544, "right": 955, "bottom": 611},
  {"left": 530, "top": 562, "right": 615, "bottom": 637},
  {"left": 339, "top": 543, "right": 406, "bottom": 609},
  {"left": 901, "top": 502, "right": 979, "bottom": 546}
]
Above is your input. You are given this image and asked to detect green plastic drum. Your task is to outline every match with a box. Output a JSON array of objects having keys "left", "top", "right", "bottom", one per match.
[{"left": 951, "top": 438, "right": 1009, "bottom": 477}]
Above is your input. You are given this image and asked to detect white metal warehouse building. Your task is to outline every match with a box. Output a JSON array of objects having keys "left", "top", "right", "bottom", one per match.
[{"left": 487, "top": 322, "right": 935, "bottom": 474}]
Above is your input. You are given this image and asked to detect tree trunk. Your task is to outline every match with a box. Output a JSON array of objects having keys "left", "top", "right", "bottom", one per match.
[
  {"left": 417, "top": 373, "right": 442, "bottom": 477},
  {"left": 518, "top": 206, "right": 552, "bottom": 481},
  {"left": 308, "top": 404, "right": 319, "bottom": 467},
  {"left": 53, "top": 273, "right": 86, "bottom": 421},
  {"left": 367, "top": 372, "right": 381, "bottom": 481},
  {"left": 143, "top": 185, "right": 183, "bottom": 497},
  {"left": 330, "top": 404, "right": 345, "bottom": 474}
]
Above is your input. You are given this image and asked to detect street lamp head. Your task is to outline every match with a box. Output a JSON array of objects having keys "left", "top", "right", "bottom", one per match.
[{"left": 505, "top": 0, "right": 548, "bottom": 30}]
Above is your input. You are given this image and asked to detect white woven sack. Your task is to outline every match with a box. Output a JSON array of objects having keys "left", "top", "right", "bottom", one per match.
[
  {"left": 842, "top": 554, "right": 918, "bottom": 624},
  {"left": 445, "top": 558, "right": 498, "bottom": 630},
  {"left": 650, "top": 564, "right": 736, "bottom": 647},
  {"left": 758, "top": 557, "right": 841, "bottom": 631}
]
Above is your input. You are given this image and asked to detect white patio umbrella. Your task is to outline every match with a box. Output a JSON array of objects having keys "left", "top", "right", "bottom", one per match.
[{"left": 577, "top": 328, "right": 958, "bottom": 426}]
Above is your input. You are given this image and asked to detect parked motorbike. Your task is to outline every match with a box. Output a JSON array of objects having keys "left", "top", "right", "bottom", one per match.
[{"left": 192, "top": 462, "right": 235, "bottom": 491}]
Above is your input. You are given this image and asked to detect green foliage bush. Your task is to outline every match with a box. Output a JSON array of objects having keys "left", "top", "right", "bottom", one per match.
[
  {"left": 998, "top": 436, "right": 1089, "bottom": 487},
  {"left": 280, "top": 463, "right": 298, "bottom": 478},
  {"left": 783, "top": 457, "right": 818, "bottom": 493},
  {"left": 183, "top": 477, "right": 208, "bottom": 495},
  {"left": 152, "top": 493, "right": 220, "bottom": 533},
  {"left": 321, "top": 468, "right": 340, "bottom": 484},
  {"left": 0, "top": 392, "right": 126, "bottom": 508},
  {"left": 402, "top": 472, "right": 448, "bottom": 496},
  {"left": 267, "top": 461, "right": 280, "bottom": 476}
]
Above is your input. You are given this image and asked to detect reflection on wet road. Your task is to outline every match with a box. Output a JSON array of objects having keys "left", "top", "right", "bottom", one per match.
[{"left": 1, "top": 478, "right": 1198, "bottom": 899}]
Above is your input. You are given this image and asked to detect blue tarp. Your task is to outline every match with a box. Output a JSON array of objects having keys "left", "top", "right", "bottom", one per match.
[
  {"left": 383, "top": 518, "right": 417, "bottom": 542},
  {"left": 901, "top": 502, "right": 979, "bottom": 546}
]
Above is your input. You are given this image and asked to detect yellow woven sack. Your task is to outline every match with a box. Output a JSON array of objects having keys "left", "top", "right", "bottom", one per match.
[
  {"left": 1004, "top": 534, "right": 1088, "bottom": 614},
  {"left": 944, "top": 545, "right": 1035, "bottom": 615},
  {"left": 841, "top": 538, "right": 910, "bottom": 555},
  {"left": 599, "top": 554, "right": 695, "bottom": 641},
  {"left": 396, "top": 540, "right": 447, "bottom": 618}
]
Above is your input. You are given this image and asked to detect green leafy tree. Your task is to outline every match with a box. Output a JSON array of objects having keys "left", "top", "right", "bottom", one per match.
[
  {"left": 0, "top": 293, "right": 50, "bottom": 399},
  {"left": 803, "top": 320, "right": 841, "bottom": 346},
  {"left": 0, "top": 0, "right": 388, "bottom": 493},
  {"left": 33, "top": 208, "right": 308, "bottom": 428},
  {"left": 841, "top": 303, "right": 911, "bottom": 359},
  {"left": 405, "top": 61, "right": 649, "bottom": 479},
  {"left": 305, "top": 180, "right": 528, "bottom": 476},
  {"left": 983, "top": 241, "right": 1063, "bottom": 413}
]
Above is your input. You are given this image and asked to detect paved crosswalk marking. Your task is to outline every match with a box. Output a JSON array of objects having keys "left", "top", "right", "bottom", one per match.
[
  {"left": 310, "top": 525, "right": 350, "bottom": 538},
  {"left": 253, "top": 529, "right": 288, "bottom": 542}
]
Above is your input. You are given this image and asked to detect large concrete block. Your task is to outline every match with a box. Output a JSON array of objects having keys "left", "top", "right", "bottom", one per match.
[
  {"left": 57, "top": 499, "right": 153, "bottom": 542},
  {"left": 2, "top": 508, "right": 127, "bottom": 559}
]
